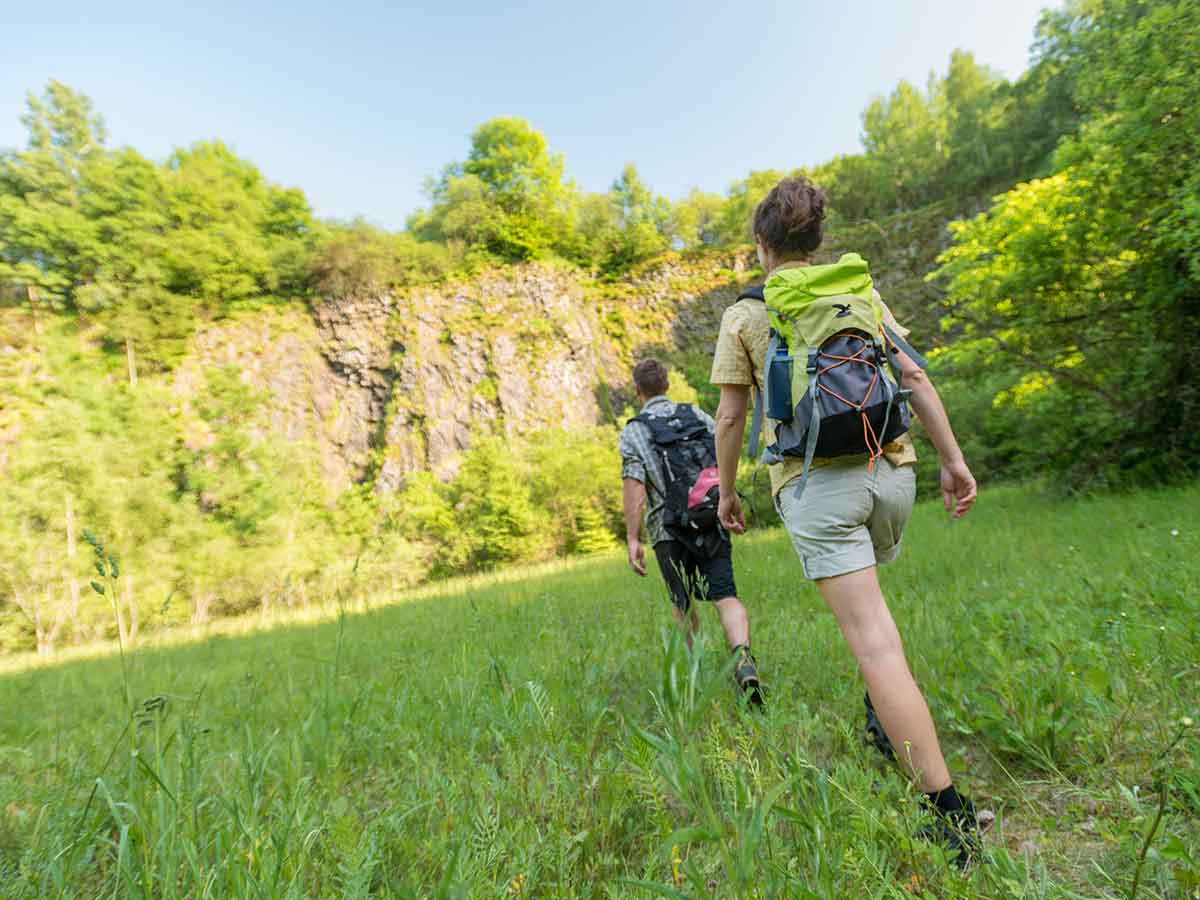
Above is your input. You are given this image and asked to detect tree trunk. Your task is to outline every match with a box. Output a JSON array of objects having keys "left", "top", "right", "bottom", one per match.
[
  {"left": 193, "top": 593, "right": 212, "bottom": 626},
  {"left": 43, "top": 588, "right": 65, "bottom": 657},
  {"left": 113, "top": 591, "right": 128, "bottom": 646},
  {"left": 33, "top": 592, "right": 47, "bottom": 657},
  {"left": 124, "top": 572, "right": 138, "bottom": 645},
  {"left": 26, "top": 285, "right": 43, "bottom": 336},
  {"left": 66, "top": 495, "right": 82, "bottom": 644},
  {"left": 125, "top": 336, "right": 138, "bottom": 387}
]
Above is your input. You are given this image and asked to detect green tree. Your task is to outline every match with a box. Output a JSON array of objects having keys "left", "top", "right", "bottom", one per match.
[
  {"left": 389, "top": 470, "right": 471, "bottom": 575},
  {"left": 941, "top": 51, "right": 1004, "bottom": 191},
  {"left": 0, "top": 83, "right": 318, "bottom": 370},
  {"left": 994, "top": 5, "right": 1088, "bottom": 179},
  {"left": 0, "top": 81, "right": 110, "bottom": 311},
  {"left": 810, "top": 153, "right": 889, "bottom": 222},
  {"left": 711, "top": 169, "right": 790, "bottom": 245},
  {"left": 572, "top": 505, "right": 617, "bottom": 554},
  {"left": 585, "top": 164, "right": 680, "bottom": 271},
  {"left": 158, "top": 140, "right": 315, "bottom": 303},
  {"left": 522, "top": 426, "right": 621, "bottom": 555},
  {"left": 415, "top": 117, "right": 574, "bottom": 261},
  {"left": 569, "top": 191, "right": 622, "bottom": 268},
  {"left": 454, "top": 436, "right": 545, "bottom": 567},
  {"left": 672, "top": 188, "right": 727, "bottom": 248},
  {"left": 933, "top": 0, "right": 1200, "bottom": 485},
  {"left": 0, "top": 335, "right": 197, "bottom": 647},
  {"left": 861, "top": 79, "right": 947, "bottom": 210},
  {"left": 310, "top": 220, "right": 451, "bottom": 298}
]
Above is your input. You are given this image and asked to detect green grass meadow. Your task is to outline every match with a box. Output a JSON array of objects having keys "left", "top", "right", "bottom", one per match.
[{"left": 1, "top": 485, "right": 1198, "bottom": 898}]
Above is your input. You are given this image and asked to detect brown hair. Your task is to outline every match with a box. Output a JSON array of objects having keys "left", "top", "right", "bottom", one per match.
[
  {"left": 753, "top": 176, "right": 826, "bottom": 257},
  {"left": 632, "top": 358, "right": 669, "bottom": 397}
]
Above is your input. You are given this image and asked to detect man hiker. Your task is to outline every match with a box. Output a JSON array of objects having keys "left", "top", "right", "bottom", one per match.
[{"left": 619, "top": 358, "right": 762, "bottom": 704}]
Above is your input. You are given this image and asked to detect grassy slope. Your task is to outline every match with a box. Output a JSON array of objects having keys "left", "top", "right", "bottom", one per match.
[{"left": 1, "top": 485, "right": 1197, "bottom": 898}]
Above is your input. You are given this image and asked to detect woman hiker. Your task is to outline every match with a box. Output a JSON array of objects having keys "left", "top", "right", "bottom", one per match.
[{"left": 710, "top": 175, "right": 982, "bottom": 867}]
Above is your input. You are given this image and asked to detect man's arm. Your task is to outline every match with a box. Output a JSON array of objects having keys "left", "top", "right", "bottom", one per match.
[
  {"left": 892, "top": 346, "right": 977, "bottom": 519},
  {"left": 715, "top": 384, "right": 750, "bottom": 533},
  {"left": 622, "top": 477, "right": 648, "bottom": 575}
]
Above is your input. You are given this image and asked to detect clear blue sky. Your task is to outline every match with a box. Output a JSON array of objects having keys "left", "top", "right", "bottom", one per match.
[{"left": 2, "top": 0, "right": 1061, "bottom": 230}]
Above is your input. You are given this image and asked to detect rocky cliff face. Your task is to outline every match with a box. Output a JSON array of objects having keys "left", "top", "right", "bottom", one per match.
[{"left": 177, "top": 251, "right": 752, "bottom": 496}]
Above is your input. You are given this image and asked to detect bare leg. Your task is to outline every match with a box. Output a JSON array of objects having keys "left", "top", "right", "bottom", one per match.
[
  {"left": 713, "top": 596, "right": 750, "bottom": 649},
  {"left": 815, "top": 566, "right": 951, "bottom": 792}
]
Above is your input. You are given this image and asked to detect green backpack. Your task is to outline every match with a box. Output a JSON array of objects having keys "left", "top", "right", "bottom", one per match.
[{"left": 742, "top": 253, "right": 927, "bottom": 499}]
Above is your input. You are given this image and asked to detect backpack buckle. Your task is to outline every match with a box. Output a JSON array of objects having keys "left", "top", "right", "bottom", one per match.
[{"left": 806, "top": 350, "right": 819, "bottom": 374}]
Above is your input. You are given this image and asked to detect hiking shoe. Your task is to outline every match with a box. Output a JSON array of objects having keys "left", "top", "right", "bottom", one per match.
[
  {"left": 918, "top": 800, "right": 982, "bottom": 870},
  {"left": 733, "top": 646, "right": 764, "bottom": 708},
  {"left": 864, "top": 692, "right": 895, "bottom": 760}
]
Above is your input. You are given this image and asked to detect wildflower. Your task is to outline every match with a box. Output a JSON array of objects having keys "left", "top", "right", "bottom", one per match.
[
  {"left": 1182, "top": 717, "right": 1194, "bottom": 729},
  {"left": 671, "top": 845, "right": 683, "bottom": 887},
  {"left": 1170, "top": 529, "right": 1179, "bottom": 537},
  {"left": 507, "top": 873, "right": 526, "bottom": 896}
]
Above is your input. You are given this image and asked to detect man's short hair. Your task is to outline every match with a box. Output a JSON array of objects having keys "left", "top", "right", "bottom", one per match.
[{"left": 633, "top": 359, "right": 670, "bottom": 397}]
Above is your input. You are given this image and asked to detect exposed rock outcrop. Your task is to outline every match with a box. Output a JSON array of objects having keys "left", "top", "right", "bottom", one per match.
[{"left": 178, "top": 252, "right": 754, "bottom": 496}]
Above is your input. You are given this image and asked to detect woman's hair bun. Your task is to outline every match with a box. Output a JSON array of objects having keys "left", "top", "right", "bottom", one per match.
[{"left": 753, "top": 176, "right": 826, "bottom": 256}]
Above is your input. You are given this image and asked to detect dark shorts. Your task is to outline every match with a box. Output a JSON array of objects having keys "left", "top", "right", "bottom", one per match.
[{"left": 653, "top": 538, "right": 737, "bottom": 612}]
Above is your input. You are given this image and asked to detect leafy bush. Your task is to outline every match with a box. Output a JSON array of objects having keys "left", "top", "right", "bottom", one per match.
[
  {"left": 391, "top": 427, "right": 623, "bottom": 577},
  {"left": 932, "top": 0, "right": 1200, "bottom": 487},
  {"left": 310, "top": 220, "right": 452, "bottom": 298}
]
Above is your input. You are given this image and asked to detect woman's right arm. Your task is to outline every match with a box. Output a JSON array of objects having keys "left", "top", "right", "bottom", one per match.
[{"left": 893, "top": 348, "right": 977, "bottom": 519}]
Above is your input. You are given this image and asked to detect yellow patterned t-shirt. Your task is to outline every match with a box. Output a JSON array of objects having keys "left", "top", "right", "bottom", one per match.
[{"left": 710, "top": 284, "right": 918, "bottom": 497}]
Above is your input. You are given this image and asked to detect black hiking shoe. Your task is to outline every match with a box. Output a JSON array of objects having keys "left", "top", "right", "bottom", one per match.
[
  {"left": 733, "top": 646, "right": 764, "bottom": 708},
  {"left": 864, "top": 692, "right": 895, "bottom": 760},
  {"left": 918, "top": 799, "right": 982, "bottom": 870}
]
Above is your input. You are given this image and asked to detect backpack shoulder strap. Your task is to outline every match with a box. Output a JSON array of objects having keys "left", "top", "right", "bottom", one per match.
[
  {"left": 748, "top": 328, "right": 785, "bottom": 461},
  {"left": 736, "top": 285, "right": 769, "bottom": 459},
  {"left": 788, "top": 350, "right": 825, "bottom": 502},
  {"left": 881, "top": 323, "right": 928, "bottom": 372},
  {"left": 748, "top": 394, "right": 764, "bottom": 461}
]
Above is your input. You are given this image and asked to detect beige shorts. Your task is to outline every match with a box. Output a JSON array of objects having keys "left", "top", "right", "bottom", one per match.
[{"left": 775, "top": 456, "right": 916, "bottom": 580}]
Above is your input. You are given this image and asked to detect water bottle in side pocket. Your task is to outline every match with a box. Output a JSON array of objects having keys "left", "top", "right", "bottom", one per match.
[{"left": 766, "top": 335, "right": 794, "bottom": 421}]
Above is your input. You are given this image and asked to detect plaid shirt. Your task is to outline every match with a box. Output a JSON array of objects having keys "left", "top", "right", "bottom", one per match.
[{"left": 619, "top": 396, "right": 716, "bottom": 546}]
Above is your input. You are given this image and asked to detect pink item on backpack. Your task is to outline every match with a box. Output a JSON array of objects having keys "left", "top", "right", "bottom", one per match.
[{"left": 687, "top": 467, "right": 720, "bottom": 508}]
